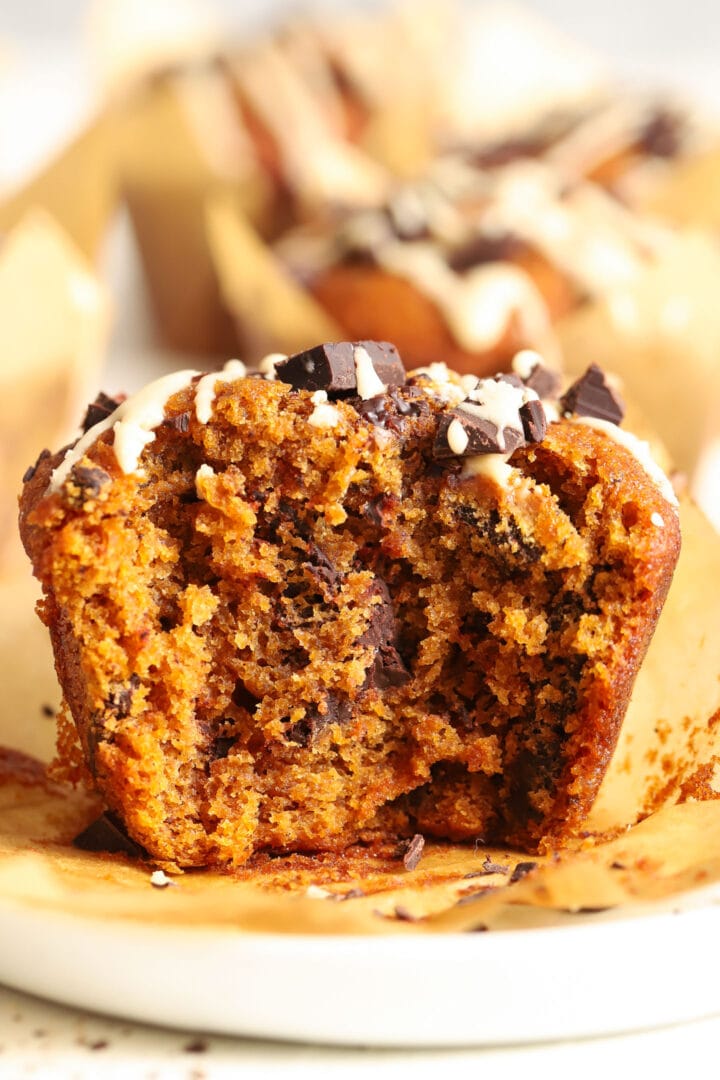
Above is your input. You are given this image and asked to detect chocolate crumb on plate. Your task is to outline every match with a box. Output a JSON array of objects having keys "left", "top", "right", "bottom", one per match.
[
  {"left": 510, "top": 860, "right": 539, "bottom": 883},
  {"left": 560, "top": 364, "right": 625, "bottom": 425},
  {"left": 402, "top": 832, "right": 426, "bottom": 871},
  {"left": 183, "top": 1038, "right": 209, "bottom": 1054}
]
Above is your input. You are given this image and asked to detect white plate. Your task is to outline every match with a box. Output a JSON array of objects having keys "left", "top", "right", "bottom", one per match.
[{"left": 2, "top": 889, "right": 720, "bottom": 1047}]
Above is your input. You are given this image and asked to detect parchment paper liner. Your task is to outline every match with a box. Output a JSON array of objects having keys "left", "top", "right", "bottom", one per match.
[
  {"left": 2, "top": 493, "right": 719, "bottom": 936},
  {"left": 556, "top": 231, "right": 720, "bottom": 526},
  {"left": 2, "top": 752, "right": 720, "bottom": 936}
]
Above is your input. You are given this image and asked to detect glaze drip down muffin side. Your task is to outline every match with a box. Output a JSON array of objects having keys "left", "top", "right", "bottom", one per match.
[{"left": 19, "top": 343, "right": 680, "bottom": 868}]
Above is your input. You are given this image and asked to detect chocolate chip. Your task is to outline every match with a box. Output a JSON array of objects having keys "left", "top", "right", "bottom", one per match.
[
  {"left": 40, "top": 703, "right": 55, "bottom": 718},
  {"left": 448, "top": 233, "right": 525, "bottom": 273},
  {"left": 276, "top": 341, "right": 405, "bottom": 397},
  {"left": 519, "top": 399, "right": 547, "bottom": 444},
  {"left": 82, "top": 392, "right": 124, "bottom": 433},
  {"left": 72, "top": 811, "right": 147, "bottom": 858},
  {"left": 402, "top": 833, "right": 425, "bottom": 871},
  {"left": 367, "top": 645, "right": 411, "bottom": 689},
  {"left": 560, "top": 364, "right": 624, "bottom": 425},
  {"left": 232, "top": 680, "right": 260, "bottom": 713},
  {"left": 285, "top": 693, "right": 352, "bottom": 745},
  {"left": 510, "top": 860, "right": 538, "bottom": 883},
  {"left": 521, "top": 362, "right": 561, "bottom": 400},
  {"left": 71, "top": 465, "right": 111, "bottom": 498}
]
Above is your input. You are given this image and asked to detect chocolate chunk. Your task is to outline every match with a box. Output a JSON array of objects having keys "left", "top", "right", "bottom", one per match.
[
  {"left": 521, "top": 362, "right": 561, "bottom": 400},
  {"left": 639, "top": 108, "right": 683, "bottom": 159},
  {"left": 82, "top": 392, "right": 124, "bottom": 434},
  {"left": 72, "top": 811, "right": 147, "bottom": 858},
  {"left": 276, "top": 341, "right": 405, "bottom": 397},
  {"left": 106, "top": 674, "right": 141, "bottom": 720},
  {"left": 402, "top": 833, "right": 425, "bottom": 871},
  {"left": 433, "top": 409, "right": 525, "bottom": 459},
  {"left": 22, "top": 448, "right": 51, "bottom": 484},
  {"left": 306, "top": 543, "right": 340, "bottom": 593},
  {"left": 210, "top": 735, "right": 236, "bottom": 761},
  {"left": 448, "top": 233, "right": 524, "bottom": 273},
  {"left": 560, "top": 364, "right": 624, "bottom": 425},
  {"left": 360, "top": 579, "right": 411, "bottom": 690},
  {"left": 166, "top": 411, "right": 191, "bottom": 433},
  {"left": 276, "top": 342, "right": 357, "bottom": 394},
  {"left": 285, "top": 693, "right": 351, "bottom": 745},
  {"left": 519, "top": 399, "right": 547, "bottom": 444},
  {"left": 367, "top": 644, "right": 411, "bottom": 689},
  {"left": 71, "top": 465, "right": 111, "bottom": 498},
  {"left": 509, "top": 860, "right": 538, "bottom": 883},
  {"left": 495, "top": 373, "right": 525, "bottom": 389}
]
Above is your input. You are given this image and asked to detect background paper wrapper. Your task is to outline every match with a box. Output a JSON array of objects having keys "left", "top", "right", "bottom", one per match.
[
  {"left": 557, "top": 231, "right": 720, "bottom": 528},
  {"left": 0, "top": 115, "right": 119, "bottom": 263},
  {"left": 205, "top": 194, "right": 343, "bottom": 362},
  {"left": 0, "top": 211, "right": 110, "bottom": 578}
]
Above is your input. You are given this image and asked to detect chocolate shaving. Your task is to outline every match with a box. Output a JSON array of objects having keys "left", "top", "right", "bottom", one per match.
[
  {"left": 393, "top": 905, "right": 420, "bottom": 922},
  {"left": 402, "top": 833, "right": 425, "bottom": 871},
  {"left": 166, "top": 411, "right": 191, "bottom": 433},
  {"left": 82, "top": 392, "right": 124, "bottom": 433},
  {"left": 341, "top": 887, "right": 366, "bottom": 900},
  {"left": 276, "top": 341, "right": 406, "bottom": 397},
  {"left": 560, "top": 364, "right": 625, "bottom": 425},
  {"left": 510, "top": 860, "right": 538, "bottom": 883},
  {"left": 72, "top": 811, "right": 147, "bottom": 859}
]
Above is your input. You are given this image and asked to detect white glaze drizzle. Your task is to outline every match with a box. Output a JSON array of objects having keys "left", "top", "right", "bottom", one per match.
[
  {"left": 49, "top": 369, "right": 200, "bottom": 492},
  {"left": 195, "top": 359, "right": 247, "bottom": 424},
  {"left": 353, "top": 345, "right": 386, "bottom": 399},
  {"left": 374, "top": 240, "right": 556, "bottom": 357},
  {"left": 572, "top": 416, "right": 678, "bottom": 508}
]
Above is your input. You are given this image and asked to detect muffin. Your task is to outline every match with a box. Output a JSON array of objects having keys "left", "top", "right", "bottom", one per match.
[{"left": 19, "top": 343, "right": 680, "bottom": 867}]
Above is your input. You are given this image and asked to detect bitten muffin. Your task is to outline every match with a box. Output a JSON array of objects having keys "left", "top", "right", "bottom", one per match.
[{"left": 19, "top": 342, "right": 680, "bottom": 867}]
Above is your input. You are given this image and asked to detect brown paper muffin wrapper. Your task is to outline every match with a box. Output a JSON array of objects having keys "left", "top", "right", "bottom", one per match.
[
  {"left": 0, "top": 211, "right": 111, "bottom": 578},
  {"left": 205, "top": 193, "right": 343, "bottom": 362},
  {"left": 0, "top": 114, "right": 119, "bottom": 263},
  {"left": 2, "top": 492, "right": 720, "bottom": 935},
  {"left": 556, "top": 231, "right": 720, "bottom": 499}
]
